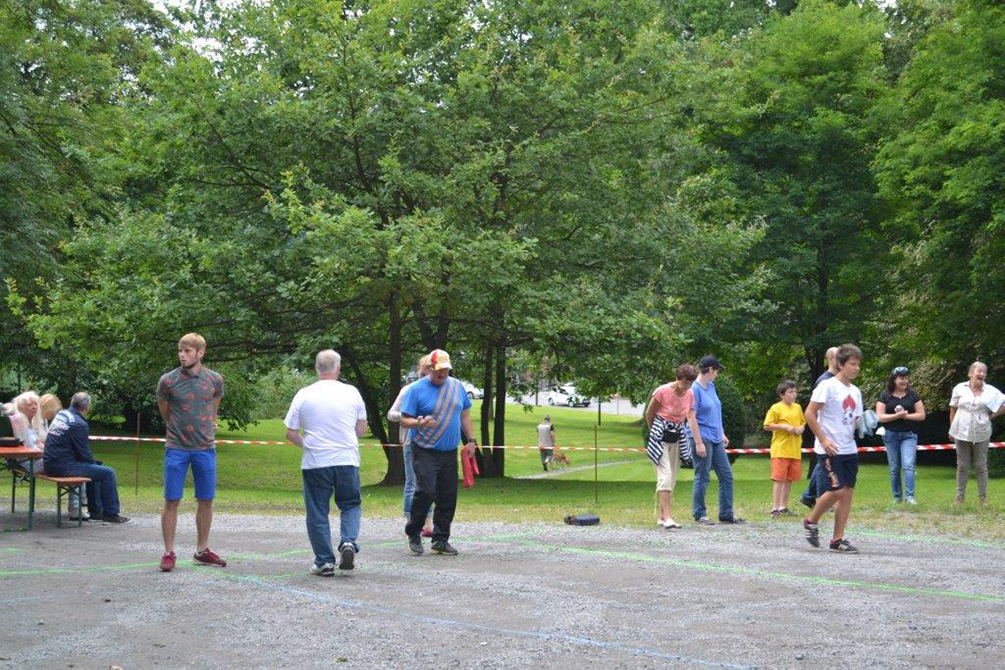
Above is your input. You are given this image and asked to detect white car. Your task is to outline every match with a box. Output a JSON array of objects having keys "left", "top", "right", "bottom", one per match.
[
  {"left": 460, "top": 380, "right": 483, "bottom": 399},
  {"left": 547, "top": 385, "right": 590, "bottom": 407}
]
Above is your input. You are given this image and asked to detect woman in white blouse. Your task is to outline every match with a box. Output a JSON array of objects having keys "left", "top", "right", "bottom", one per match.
[{"left": 948, "top": 362, "right": 1005, "bottom": 504}]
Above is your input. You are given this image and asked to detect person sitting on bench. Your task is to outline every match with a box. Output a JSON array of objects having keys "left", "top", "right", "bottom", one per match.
[
  {"left": 43, "top": 392, "right": 130, "bottom": 524},
  {"left": 8, "top": 392, "right": 44, "bottom": 472}
]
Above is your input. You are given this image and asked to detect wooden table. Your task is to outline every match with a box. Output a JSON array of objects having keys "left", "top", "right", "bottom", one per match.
[{"left": 1, "top": 446, "right": 42, "bottom": 530}]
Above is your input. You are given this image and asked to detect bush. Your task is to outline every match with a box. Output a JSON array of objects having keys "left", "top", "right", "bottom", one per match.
[
  {"left": 716, "top": 375, "right": 746, "bottom": 451},
  {"left": 253, "top": 366, "right": 315, "bottom": 420}
]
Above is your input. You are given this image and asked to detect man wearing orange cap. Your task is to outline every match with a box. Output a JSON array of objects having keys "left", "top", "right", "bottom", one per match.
[{"left": 398, "top": 349, "right": 477, "bottom": 556}]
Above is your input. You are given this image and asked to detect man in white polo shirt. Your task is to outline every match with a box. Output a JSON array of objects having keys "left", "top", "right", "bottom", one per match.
[{"left": 284, "top": 349, "right": 368, "bottom": 576}]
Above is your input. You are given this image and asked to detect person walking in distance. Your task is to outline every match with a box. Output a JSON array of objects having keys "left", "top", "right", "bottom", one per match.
[
  {"left": 802, "top": 344, "right": 864, "bottom": 553},
  {"left": 399, "top": 349, "right": 477, "bottom": 556},
  {"left": 537, "top": 415, "right": 556, "bottom": 472},
  {"left": 285, "top": 350, "right": 368, "bottom": 576},
  {"left": 157, "top": 333, "right": 226, "bottom": 572}
]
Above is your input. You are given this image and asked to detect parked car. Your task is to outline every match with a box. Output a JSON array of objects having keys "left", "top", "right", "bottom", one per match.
[
  {"left": 460, "top": 380, "right": 483, "bottom": 399},
  {"left": 547, "top": 384, "right": 590, "bottom": 407}
]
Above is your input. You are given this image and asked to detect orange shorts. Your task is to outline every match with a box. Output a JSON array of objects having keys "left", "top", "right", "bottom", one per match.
[{"left": 770, "top": 457, "right": 802, "bottom": 482}]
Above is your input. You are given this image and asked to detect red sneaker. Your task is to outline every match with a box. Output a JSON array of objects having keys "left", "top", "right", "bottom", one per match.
[
  {"left": 193, "top": 548, "right": 227, "bottom": 567},
  {"left": 159, "top": 551, "right": 177, "bottom": 572}
]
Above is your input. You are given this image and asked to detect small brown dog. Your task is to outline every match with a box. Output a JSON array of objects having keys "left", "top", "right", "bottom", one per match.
[{"left": 551, "top": 448, "right": 571, "bottom": 468}]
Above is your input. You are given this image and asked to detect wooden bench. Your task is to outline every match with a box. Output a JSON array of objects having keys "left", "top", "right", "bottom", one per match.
[{"left": 33, "top": 474, "right": 91, "bottom": 527}]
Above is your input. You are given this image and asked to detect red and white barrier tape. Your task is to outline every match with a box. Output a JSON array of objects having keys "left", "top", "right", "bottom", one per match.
[{"left": 88, "top": 435, "right": 1005, "bottom": 455}]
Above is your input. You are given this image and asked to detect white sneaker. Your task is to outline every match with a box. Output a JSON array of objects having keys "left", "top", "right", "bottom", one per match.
[
  {"left": 309, "top": 562, "right": 335, "bottom": 577},
  {"left": 662, "top": 518, "right": 682, "bottom": 529},
  {"left": 906, "top": 497, "right": 918, "bottom": 505}
]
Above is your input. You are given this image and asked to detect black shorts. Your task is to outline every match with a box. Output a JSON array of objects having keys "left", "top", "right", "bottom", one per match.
[{"left": 815, "top": 453, "right": 858, "bottom": 492}]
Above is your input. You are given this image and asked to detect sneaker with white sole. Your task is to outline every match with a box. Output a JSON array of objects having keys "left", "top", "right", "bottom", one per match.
[
  {"left": 906, "top": 497, "right": 918, "bottom": 505},
  {"left": 803, "top": 519, "right": 820, "bottom": 547},
  {"left": 310, "top": 562, "right": 335, "bottom": 577},
  {"left": 338, "top": 543, "right": 356, "bottom": 571},
  {"left": 662, "top": 518, "right": 682, "bottom": 529},
  {"left": 829, "top": 538, "right": 859, "bottom": 554}
]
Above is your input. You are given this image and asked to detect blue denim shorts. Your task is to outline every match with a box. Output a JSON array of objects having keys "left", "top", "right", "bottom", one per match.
[
  {"left": 815, "top": 453, "right": 858, "bottom": 492},
  {"left": 164, "top": 448, "right": 217, "bottom": 501}
]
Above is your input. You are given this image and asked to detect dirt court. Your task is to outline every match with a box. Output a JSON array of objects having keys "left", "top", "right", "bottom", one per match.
[{"left": 2, "top": 511, "right": 1002, "bottom": 668}]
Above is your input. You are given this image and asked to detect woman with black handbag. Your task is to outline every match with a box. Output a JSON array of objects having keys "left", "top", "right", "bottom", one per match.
[{"left": 645, "top": 364, "right": 700, "bottom": 530}]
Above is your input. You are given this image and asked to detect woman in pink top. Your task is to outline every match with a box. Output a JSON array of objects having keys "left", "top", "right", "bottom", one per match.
[{"left": 645, "top": 364, "right": 701, "bottom": 529}]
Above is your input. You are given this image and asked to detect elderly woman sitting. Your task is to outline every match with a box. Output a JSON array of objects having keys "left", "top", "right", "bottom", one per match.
[{"left": 8, "top": 391, "right": 45, "bottom": 473}]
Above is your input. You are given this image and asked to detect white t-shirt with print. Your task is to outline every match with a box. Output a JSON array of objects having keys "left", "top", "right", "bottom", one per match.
[
  {"left": 284, "top": 380, "right": 367, "bottom": 469},
  {"left": 810, "top": 376, "right": 863, "bottom": 456}
]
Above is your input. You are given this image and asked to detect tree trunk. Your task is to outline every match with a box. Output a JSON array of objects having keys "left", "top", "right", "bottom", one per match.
[
  {"left": 342, "top": 349, "right": 394, "bottom": 485},
  {"left": 490, "top": 342, "right": 506, "bottom": 477},
  {"left": 382, "top": 293, "right": 405, "bottom": 485},
  {"left": 479, "top": 343, "right": 498, "bottom": 476}
]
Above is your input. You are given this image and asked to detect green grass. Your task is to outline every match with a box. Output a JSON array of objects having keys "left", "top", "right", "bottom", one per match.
[{"left": 7, "top": 402, "right": 1004, "bottom": 540}]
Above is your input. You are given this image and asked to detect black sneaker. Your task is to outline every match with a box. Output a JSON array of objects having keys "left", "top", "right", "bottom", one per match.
[
  {"left": 719, "top": 516, "right": 746, "bottom": 524},
  {"left": 408, "top": 535, "right": 424, "bottom": 556},
  {"left": 803, "top": 519, "right": 820, "bottom": 547},
  {"left": 431, "top": 540, "right": 458, "bottom": 555},
  {"left": 338, "top": 543, "right": 356, "bottom": 570},
  {"left": 800, "top": 495, "right": 815, "bottom": 509},
  {"left": 829, "top": 538, "right": 859, "bottom": 554},
  {"left": 102, "top": 514, "right": 131, "bottom": 524},
  {"left": 694, "top": 516, "right": 716, "bottom": 525}
]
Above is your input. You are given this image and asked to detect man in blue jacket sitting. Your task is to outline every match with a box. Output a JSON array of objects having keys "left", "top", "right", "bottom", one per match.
[{"left": 43, "top": 392, "right": 130, "bottom": 524}]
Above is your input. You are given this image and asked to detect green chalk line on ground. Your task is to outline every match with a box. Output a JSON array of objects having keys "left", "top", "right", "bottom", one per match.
[
  {"left": 0, "top": 530, "right": 544, "bottom": 578},
  {"left": 512, "top": 540, "right": 1004, "bottom": 603}
]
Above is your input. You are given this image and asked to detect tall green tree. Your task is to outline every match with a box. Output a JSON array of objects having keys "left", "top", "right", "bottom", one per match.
[
  {"left": 689, "top": 0, "right": 888, "bottom": 392},
  {"left": 874, "top": 0, "right": 1005, "bottom": 387}
]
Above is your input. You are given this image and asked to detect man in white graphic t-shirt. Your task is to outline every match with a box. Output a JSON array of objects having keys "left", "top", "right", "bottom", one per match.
[{"left": 802, "top": 344, "right": 864, "bottom": 554}]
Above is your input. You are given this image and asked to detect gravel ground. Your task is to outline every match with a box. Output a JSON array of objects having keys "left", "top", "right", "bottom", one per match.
[{"left": 1, "top": 511, "right": 1002, "bottom": 669}]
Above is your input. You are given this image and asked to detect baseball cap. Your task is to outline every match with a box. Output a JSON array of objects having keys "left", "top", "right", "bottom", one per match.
[
  {"left": 429, "top": 349, "right": 452, "bottom": 371},
  {"left": 698, "top": 355, "right": 724, "bottom": 371}
]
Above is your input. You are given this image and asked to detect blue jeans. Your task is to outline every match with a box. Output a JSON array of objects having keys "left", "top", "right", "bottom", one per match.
[
  {"left": 801, "top": 462, "right": 821, "bottom": 504},
  {"left": 302, "top": 466, "right": 361, "bottom": 566},
  {"left": 403, "top": 442, "right": 416, "bottom": 516},
  {"left": 57, "top": 462, "right": 120, "bottom": 517},
  {"left": 884, "top": 430, "right": 917, "bottom": 500},
  {"left": 691, "top": 439, "right": 734, "bottom": 520}
]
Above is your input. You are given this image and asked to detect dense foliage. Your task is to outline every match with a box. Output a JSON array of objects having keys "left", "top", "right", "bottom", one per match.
[{"left": 4, "top": 0, "right": 1004, "bottom": 478}]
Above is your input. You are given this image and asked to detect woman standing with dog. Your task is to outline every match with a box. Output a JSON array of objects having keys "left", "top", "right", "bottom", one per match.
[{"left": 645, "top": 364, "right": 700, "bottom": 529}]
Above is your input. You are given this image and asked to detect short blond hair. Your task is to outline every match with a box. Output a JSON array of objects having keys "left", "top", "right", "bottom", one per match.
[
  {"left": 178, "top": 332, "right": 206, "bottom": 352},
  {"left": 39, "top": 393, "right": 62, "bottom": 417}
]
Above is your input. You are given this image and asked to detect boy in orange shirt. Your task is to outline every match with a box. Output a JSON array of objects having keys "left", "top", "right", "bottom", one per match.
[{"left": 763, "top": 380, "right": 805, "bottom": 518}]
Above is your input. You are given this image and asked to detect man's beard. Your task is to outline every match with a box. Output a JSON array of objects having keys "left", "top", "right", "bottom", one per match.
[{"left": 183, "top": 360, "right": 199, "bottom": 369}]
